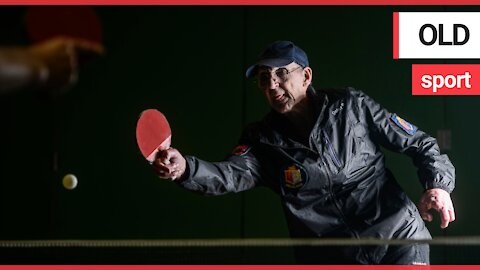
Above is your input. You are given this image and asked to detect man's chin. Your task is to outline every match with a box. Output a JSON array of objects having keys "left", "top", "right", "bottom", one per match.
[{"left": 273, "top": 104, "right": 291, "bottom": 114}]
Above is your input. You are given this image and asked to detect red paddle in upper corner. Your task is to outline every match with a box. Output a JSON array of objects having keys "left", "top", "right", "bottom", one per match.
[
  {"left": 25, "top": 6, "right": 104, "bottom": 61},
  {"left": 25, "top": 6, "right": 103, "bottom": 44}
]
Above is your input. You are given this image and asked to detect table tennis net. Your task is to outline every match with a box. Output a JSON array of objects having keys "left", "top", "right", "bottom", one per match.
[{"left": 0, "top": 237, "right": 479, "bottom": 264}]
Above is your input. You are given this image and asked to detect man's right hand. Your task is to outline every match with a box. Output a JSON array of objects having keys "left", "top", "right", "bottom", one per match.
[
  {"left": 418, "top": 188, "right": 455, "bottom": 229},
  {"left": 152, "top": 148, "right": 187, "bottom": 181}
]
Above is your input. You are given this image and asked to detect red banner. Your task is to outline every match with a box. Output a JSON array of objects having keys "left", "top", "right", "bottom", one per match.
[
  {"left": 412, "top": 64, "right": 480, "bottom": 95},
  {"left": 2, "top": 0, "right": 480, "bottom": 4},
  {"left": 1, "top": 266, "right": 480, "bottom": 270}
]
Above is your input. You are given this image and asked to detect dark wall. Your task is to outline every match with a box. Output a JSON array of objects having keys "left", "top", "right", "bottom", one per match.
[{"left": 1, "top": 6, "right": 479, "bottom": 262}]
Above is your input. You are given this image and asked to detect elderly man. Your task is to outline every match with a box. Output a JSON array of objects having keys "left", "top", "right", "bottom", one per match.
[{"left": 152, "top": 40, "right": 455, "bottom": 264}]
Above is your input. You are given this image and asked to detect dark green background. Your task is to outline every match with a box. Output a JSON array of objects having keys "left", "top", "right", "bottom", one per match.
[{"left": 0, "top": 6, "right": 479, "bottom": 264}]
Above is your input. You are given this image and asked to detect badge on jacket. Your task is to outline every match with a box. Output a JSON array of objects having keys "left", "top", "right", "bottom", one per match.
[
  {"left": 391, "top": 114, "right": 418, "bottom": 135},
  {"left": 232, "top": 144, "right": 251, "bottom": 156},
  {"left": 284, "top": 164, "right": 307, "bottom": 189}
]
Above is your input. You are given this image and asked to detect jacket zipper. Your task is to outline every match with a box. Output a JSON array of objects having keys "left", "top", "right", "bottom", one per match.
[
  {"left": 318, "top": 155, "right": 367, "bottom": 257},
  {"left": 322, "top": 130, "right": 342, "bottom": 168}
]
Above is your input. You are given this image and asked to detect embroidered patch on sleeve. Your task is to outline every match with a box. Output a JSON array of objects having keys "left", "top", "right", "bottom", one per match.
[
  {"left": 232, "top": 145, "right": 251, "bottom": 156},
  {"left": 391, "top": 114, "right": 418, "bottom": 135}
]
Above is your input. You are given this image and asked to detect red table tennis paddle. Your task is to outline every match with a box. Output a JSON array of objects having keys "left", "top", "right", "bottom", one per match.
[
  {"left": 136, "top": 109, "right": 172, "bottom": 164},
  {"left": 25, "top": 6, "right": 103, "bottom": 44},
  {"left": 25, "top": 6, "right": 104, "bottom": 64}
]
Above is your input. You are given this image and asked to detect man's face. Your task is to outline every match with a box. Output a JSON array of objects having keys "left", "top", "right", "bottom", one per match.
[{"left": 256, "top": 62, "right": 311, "bottom": 114}]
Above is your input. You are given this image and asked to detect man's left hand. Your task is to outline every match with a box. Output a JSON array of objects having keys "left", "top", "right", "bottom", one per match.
[{"left": 418, "top": 188, "right": 455, "bottom": 229}]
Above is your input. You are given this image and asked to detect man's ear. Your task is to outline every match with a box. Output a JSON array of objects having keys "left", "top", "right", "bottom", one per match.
[{"left": 303, "top": 67, "right": 313, "bottom": 86}]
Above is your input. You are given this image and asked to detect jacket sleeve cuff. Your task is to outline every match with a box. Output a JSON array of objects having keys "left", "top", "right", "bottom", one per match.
[
  {"left": 424, "top": 181, "right": 454, "bottom": 193},
  {"left": 174, "top": 155, "right": 195, "bottom": 184}
]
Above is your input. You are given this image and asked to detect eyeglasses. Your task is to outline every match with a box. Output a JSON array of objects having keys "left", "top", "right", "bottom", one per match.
[{"left": 256, "top": 66, "right": 304, "bottom": 87}]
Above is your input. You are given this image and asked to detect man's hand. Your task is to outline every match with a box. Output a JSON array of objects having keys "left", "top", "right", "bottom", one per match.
[
  {"left": 418, "top": 188, "right": 455, "bottom": 229},
  {"left": 28, "top": 37, "right": 104, "bottom": 94},
  {"left": 0, "top": 37, "right": 103, "bottom": 95},
  {"left": 152, "top": 148, "right": 187, "bottom": 181}
]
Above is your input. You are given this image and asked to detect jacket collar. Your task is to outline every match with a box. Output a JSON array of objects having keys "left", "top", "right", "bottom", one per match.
[{"left": 259, "top": 86, "right": 328, "bottom": 148}]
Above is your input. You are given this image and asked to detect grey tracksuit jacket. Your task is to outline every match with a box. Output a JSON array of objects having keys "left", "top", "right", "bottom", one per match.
[{"left": 178, "top": 87, "right": 455, "bottom": 264}]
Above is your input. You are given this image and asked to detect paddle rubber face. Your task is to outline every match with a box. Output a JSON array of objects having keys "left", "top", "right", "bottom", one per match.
[
  {"left": 25, "top": 6, "right": 103, "bottom": 44},
  {"left": 136, "top": 109, "right": 171, "bottom": 163}
]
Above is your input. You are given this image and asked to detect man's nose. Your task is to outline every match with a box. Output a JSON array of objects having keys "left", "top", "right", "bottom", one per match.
[{"left": 267, "top": 75, "right": 279, "bottom": 89}]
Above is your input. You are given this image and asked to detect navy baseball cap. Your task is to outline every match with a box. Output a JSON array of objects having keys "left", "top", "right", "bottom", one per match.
[{"left": 245, "top": 40, "right": 309, "bottom": 78}]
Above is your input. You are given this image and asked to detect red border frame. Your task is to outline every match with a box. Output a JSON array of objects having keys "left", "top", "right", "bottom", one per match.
[
  {"left": 2, "top": 0, "right": 480, "bottom": 5},
  {"left": 0, "top": 2, "right": 477, "bottom": 269},
  {"left": 393, "top": 12, "right": 399, "bottom": 59},
  {"left": 1, "top": 266, "right": 480, "bottom": 270},
  {"left": 0, "top": 266, "right": 480, "bottom": 270}
]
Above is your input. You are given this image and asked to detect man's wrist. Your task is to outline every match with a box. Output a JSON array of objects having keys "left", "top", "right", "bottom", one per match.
[{"left": 174, "top": 163, "right": 189, "bottom": 182}]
